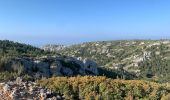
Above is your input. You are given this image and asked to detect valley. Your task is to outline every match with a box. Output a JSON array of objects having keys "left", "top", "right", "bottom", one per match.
[{"left": 1, "top": 40, "right": 170, "bottom": 99}]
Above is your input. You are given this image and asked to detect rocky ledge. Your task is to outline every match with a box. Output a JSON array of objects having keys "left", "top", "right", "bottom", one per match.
[{"left": 3, "top": 56, "right": 99, "bottom": 79}]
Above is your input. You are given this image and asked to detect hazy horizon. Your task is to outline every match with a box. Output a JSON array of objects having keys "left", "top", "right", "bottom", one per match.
[{"left": 1, "top": 0, "right": 170, "bottom": 46}]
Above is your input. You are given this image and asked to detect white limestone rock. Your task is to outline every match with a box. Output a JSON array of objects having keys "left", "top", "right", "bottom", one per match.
[
  {"left": 3, "top": 84, "right": 10, "bottom": 92},
  {"left": 83, "top": 58, "right": 99, "bottom": 75}
]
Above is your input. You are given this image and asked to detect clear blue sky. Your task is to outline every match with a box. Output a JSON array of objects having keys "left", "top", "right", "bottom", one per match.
[{"left": 0, "top": 0, "right": 170, "bottom": 46}]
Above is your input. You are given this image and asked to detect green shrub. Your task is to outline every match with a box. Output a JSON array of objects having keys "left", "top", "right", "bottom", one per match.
[{"left": 38, "top": 76, "right": 170, "bottom": 100}]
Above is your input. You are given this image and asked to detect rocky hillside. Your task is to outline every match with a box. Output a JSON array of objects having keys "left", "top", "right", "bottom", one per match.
[
  {"left": 47, "top": 40, "right": 170, "bottom": 82},
  {"left": 0, "top": 40, "right": 135, "bottom": 82},
  {"left": 0, "top": 40, "right": 102, "bottom": 81},
  {"left": 2, "top": 40, "right": 170, "bottom": 99},
  {"left": 41, "top": 44, "right": 66, "bottom": 52}
]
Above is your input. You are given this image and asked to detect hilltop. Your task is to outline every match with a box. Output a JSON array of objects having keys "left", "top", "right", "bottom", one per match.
[{"left": 0, "top": 40, "right": 46, "bottom": 57}]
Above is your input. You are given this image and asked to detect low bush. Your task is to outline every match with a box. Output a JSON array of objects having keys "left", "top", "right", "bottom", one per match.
[{"left": 37, "top": 76, "right": 170, "bottom": 100}]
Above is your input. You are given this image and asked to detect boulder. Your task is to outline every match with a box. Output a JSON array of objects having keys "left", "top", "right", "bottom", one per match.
[
  {"left": 16, "top": 77, "right": 22, "bottom": 85},
  {"left": 3, "top": 84, "right": 10, "bottom": 92}
]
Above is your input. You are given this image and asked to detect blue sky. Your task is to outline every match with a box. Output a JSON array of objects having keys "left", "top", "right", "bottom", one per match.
[{"left": 0, "top": 0, "right": 170, "bottom": 46}]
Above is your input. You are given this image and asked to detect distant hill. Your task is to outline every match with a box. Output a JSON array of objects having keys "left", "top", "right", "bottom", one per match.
[
  {"left": 0, "top": 40, "right": 45, "bottom": 57},
  {"left": 45, "top": 40, "right": 170, "bottom": 82}
]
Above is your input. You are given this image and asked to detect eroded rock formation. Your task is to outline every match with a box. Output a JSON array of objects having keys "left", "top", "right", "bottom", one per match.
[{"left": 3, "top": 56, "right": 99, "bottom": 78}]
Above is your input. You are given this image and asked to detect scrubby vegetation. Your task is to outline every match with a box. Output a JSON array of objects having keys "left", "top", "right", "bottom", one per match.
[
  {"left": 38, "top": 76, "right": 170, "bottom": 100},
  {"left": 98, "top": 67, "right": 135, "bottom": 80},
  {"left": 0, "top": 40, "right": 46, "bottom": 57},
  {"left": 0, "top": 71, "right": 33, "bottom": 82},
  {"left": 57, "top": 40, "right": 170, "bottom": 82}
]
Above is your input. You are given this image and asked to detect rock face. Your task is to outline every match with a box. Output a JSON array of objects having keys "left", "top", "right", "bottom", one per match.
[
  {"left": 4, "top": 56, "right": 99, "bottom": 78},
  {"left": 50, "top": 61, "right": 63, "bottom": 76},
  {"left": 83, "top": 58, "right": 98, "bottom": 74}
]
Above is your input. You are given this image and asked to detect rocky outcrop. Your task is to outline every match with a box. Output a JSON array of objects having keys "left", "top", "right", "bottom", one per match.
[
  {"left": 4, "top": 56, "right": 99, "bottom": 79},
  {"left": 83, "top": 58, "right": 98, "bottom": 75},
  {"left": 49, "top": 57, "right": 99, "bottom": 76},
  {"left": 0, "top": 77, "right": 64, "bottom": 100}
]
